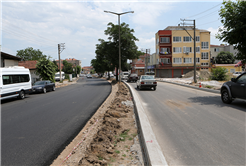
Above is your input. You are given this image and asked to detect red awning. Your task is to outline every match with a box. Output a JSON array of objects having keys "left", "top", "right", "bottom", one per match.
[{"left": 234, "top": 61, "right": 242, "bottom": 67}]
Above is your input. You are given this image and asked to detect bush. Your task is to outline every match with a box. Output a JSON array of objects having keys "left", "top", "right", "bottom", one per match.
[
  {"left": 65, "top": 74, "right": 69, "bottom": 80},
  {"left": 211, "top": 67, "right": 227, "bottom": 81}
]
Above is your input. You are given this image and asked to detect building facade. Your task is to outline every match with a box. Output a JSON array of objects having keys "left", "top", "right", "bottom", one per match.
[{"left": 155, "top": 26, "right": 211, "bottom": 78}]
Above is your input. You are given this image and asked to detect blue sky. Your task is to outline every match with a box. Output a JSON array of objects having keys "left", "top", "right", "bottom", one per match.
[{"left": 1, "top": 0, "right": 225, "bottom": 67}]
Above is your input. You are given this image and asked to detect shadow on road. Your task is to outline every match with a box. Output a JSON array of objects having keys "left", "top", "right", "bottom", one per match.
[{"left": 188, "top": 96, "right": 246, "bottom": 112}]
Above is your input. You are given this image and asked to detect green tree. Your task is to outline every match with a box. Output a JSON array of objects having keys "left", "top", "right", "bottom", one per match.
[
  {"left": 17, "top": 47, "right": 48, "bottom": 61},
  {"left": 76, "top": 65, "right": 81, "bottom": 74},
  {"left": 217, "top": 0, "right": 246, "bottom": 63},
  {"left": 95, "top": 22, "right": 140, "bottom": 81},
  {"left": 62, "top": 60, "right": 73, "bottom": 74},
  {"left": 53, "top": 60, "right": 59, "bottom": 72},
  {"left": 215, "top": 51, "right": 235, "bottom": 64},
  {"left": 211, "top": 67, "right": 228, "bottom": 81},
  {"left": 36, "top": 58, "right": 57, "bottom": 82}
]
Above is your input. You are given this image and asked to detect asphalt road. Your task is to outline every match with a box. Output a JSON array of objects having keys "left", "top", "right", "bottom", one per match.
[
  {"left": 128, "top": 81, "right": 245, "bottom": 165},
  {"left": 1, "top": 77, "right": 111, "bottom": 166}
]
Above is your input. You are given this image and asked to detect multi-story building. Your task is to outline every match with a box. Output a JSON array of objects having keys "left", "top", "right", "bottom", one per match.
[
  {"left": 210, "top": 44, "right": 239, "bottom": 63},
  {"left": 155, "top": 26, "right": 211, "bottom": 78}
]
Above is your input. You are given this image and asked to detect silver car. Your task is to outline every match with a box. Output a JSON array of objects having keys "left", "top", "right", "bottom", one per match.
[{"left": 136, "top": 75, "right": 157, "bottom": 90}]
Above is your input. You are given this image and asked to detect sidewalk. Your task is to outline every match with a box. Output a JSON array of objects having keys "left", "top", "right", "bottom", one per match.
[
  {"left": 156, "top": 77, "right": 221, "bottom": 94},
  {"left": 55, "top": 77, "right": 79, "bottom": 88}
]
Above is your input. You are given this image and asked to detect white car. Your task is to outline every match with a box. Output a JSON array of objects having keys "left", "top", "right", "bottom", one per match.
[
  {"left": 86, "top": 74, "right": 92, "bottom": 78},
  {"left": 233, "top": 72, "right": 242, "bottom": 77},
  {"left": 136, "top": 75, "right": 157, "bottom": 90}
]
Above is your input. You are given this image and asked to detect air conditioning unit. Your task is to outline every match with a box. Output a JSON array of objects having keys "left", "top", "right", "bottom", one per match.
[{"left": 184, "top": 51, "right": 189, "bottom": 55}]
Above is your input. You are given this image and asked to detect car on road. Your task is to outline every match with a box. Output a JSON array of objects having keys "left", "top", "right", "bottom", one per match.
[
  {"left": 127, "top": 73, "right": 138, "bottom": 82},
  {"left": 86, "top": 74, "right": 92, "bottom": 78},
  {"left": 220, "top": 72, "right": 246, "bottom": 103},
  {"left": 32, "top": 80, "right": 55, "bottom": 93},
  {"left": 136, "top": 75, "right": 157, "bottom": 90},
  {"left": 121, "top": 71, "right": 129, "bottom": 80},
  {"left": 232, "top": 71, "right": 242, "bottom": 77},
  {"left": 80, "top": 74, "right": 86, "bottom": 77}
]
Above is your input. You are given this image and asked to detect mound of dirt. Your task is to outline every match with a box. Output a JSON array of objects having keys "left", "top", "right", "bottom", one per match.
[
  {"left": 183, "top": 70, "right": 211, "bottom": 80},
  {"left": 52, "top": 82, "right": 143, "bottom": 166}
]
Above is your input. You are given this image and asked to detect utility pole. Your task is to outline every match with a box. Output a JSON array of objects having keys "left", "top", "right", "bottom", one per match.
[
  {"left": 180, "top": 19, "right": 196, "bottom": 83},
  {"left": 58, "top": 43, "right": 65, "bottom": 81},
  {"left": 145, "top": 49, "right": 150, "bottom": 74}
]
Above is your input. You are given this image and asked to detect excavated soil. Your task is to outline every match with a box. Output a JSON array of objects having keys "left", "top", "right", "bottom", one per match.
[{"left": 51, "top": 81, "right": 143, "bottom": 166}]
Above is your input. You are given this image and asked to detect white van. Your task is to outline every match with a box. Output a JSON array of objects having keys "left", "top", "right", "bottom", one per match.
[
  {"left": 55, "top": 71, "right": 65, "bottom": 81},
  {"left": 0, "top": 66, "right": 32, "bottom": 100}
]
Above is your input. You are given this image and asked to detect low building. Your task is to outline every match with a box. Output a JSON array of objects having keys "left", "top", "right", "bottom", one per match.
[
  {"left": 212, "top": 64, "right": 242, "bottom": 74},
  {"left": 1, "top": 52, "right": 21, "bottom": 67},
  {"left": 18, "top": 60, "right": 40, "bottom": 83}
]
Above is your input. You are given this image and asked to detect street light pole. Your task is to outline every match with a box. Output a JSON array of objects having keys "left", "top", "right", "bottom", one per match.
[{"left": 104, "top": 10, "right": 134, "bottom": 83}]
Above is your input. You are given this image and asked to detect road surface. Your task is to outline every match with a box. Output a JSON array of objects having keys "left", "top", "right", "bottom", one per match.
[
  {"left": 1, "top": 77, "right": 111, "bottom": 166},
  {"left": 128, "top": 81, "right": 245, "bottom": 165}
]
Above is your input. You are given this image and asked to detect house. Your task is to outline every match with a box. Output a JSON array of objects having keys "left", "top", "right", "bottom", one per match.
[
  {"left": 1, "top": 52, "right": 21, "bottom": 67},
  {"left": 18, "top": 60, "right": 40, "bottom": 83},
  {"left": 131, "top": 54, "right": 150, "bottom": 76},
  {"left": 82, "top": 66, "right": 94, "bottom": 74},
  {"left": 212, "top": 64, "right": 242, "bottom": 74},
  {"left": 154, "top": 26, "right": 211, "bottom": 78},
  {"left": 56, "top": 58, "right": 81, "bottom": 67}
]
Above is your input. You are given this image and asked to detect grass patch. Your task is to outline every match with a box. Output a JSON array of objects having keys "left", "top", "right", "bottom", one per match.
[
  {"left": 122, "top": 154, "right": 126, "bottom": 157},
  {"left": 205, "top": 85, "right": 213, "bottom": 89},
  {"left": 109, "top": 157, "right": 115, "bottom": 162},
  {"left": 115, "top": 150, "right": 120, "bottom": 154},
  {"left": 119, "top": 129, "right": 130, "bottom": 141},
  {"left": 131, "top": 133, "right": 137, "bottom": 137},
  {"left": 97, "top": 154, "right": 103, "bottom": 160},
  {"left": 128, "top": 137, "right": 133, "bottom": 141}
]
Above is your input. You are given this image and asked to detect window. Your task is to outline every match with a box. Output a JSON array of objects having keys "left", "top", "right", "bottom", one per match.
[
  {"left": 157, "top": 48, "right": 159, "bottom": 54},
  {"left": 230, "top": 69, "right": 235, "bottom": 73},
  {"left": 156, "top": 38, "right": 159, "bottom": 44},
  {"left": 2, "top": 75, "right": 30, "bottom": 85},
  {"left": 184, "top": 58, "right": 192, "bottom": 63},
  {"left": 173, "top": 58, "right": 182, "bottom": 64},
  {"left": 201, "top": 42, "right": 209, "bottom": 49},
  {"left": 201, "top": 52, "right": 209, "bottom": 59},
  {"left": 160, "top": 37, "right": 170, "bottom": 43},
  {"left": 161, "top": 47, "right": 170, "bottom": 53},
  {"left": 161, "top": 58, "right": 170, "bottom": 64},
  {"left": 196, "top": 47, "right": 200, "bottom": 53},
  {"left": 196, "top": 58, "right": 200, "bottom": 63},
  {"left": 196, "top": 36, "right": 200, "bottom": 42},
  {"left": 214, "top": 48, "right": 219, "bottom": 52},
  {"left": 183, "top": 47, "right": 192, "bottom": 53},
  {"left": 173, "top": 36, "right": 181, "bottom": 42},
  {"left": 140, "top": 70, "right": 143, "bottom": 72},
  {"left": 173, "top": 47, "right": 182, "bottom": 53},
  {"left": 183, "top": 36, "right": 192, "bottom": 42},
  {"left": 201, "top": 63, "right": 209, "bottom": 66}
]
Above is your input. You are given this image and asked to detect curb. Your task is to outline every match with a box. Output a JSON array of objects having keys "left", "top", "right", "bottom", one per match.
[
  {"left": 123, "top": 81, "right": 168, "bottom": 166},
  {"left": 157, "top": 80, "right": 221, "bottom": 94}
]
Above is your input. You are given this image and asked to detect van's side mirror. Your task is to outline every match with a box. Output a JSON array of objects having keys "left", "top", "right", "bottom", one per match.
[{"left": 231, "top": 78, "right": 236, "bottom": 82}]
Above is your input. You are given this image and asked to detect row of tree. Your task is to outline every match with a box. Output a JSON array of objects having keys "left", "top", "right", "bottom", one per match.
[
  {"left": 91, "top": 22, "right": 144, "bottom": 80},
  {"left": 16, "top": 47, "right": 81, "bottom": 82}
]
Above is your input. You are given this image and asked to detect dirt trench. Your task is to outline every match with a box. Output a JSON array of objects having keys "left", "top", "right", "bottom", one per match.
[{"left": 51, "top": 82, "right": 143, "bottom": 166}]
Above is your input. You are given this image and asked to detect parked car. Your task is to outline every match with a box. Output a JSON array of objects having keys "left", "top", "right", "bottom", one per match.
[
  {"left": 121, "top": 71, "right": 129, "bottom": 80},
  {"left": 110, "top": 73, "right": 114, "bottom": 78},
  {"left": 0, "top": 66, "right": 32, "bottom": 100},
  {"left": 54, "top": 72, "right": 65, "bottom": 81},
  {"left": 86, "top": 74, "right": 92, "bottom": 78},
  {"left": 127, "top": 73, "right": 138, "bottom": 82},
  {"left": 221, "top": 72, "right": 246, "bottom": 104},
  {"left": 32, "top": 80, "right": 55, "bottom": 93},
  {"left": 80, "top": 74, "right": 86, "bottom": 77},
  {"left": 136, "top": 75, "right": 157, "bottom": 90},
  {"left": 233, "top": 71, "right": 242, "bottom": 77}
]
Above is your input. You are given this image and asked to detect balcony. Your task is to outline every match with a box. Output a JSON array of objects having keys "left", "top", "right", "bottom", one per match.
[{"left": 160, "top": 51, "right": 171, "bottom": 55}]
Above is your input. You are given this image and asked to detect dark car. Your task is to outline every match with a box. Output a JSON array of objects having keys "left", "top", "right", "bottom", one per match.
[
  {"left": 127, "top": 73, "right": 138, "bottom": 82},
  {"left": 32, "top": 80, "right": 56, "bottom": 93},
  {"left": 220, "top": 72, "right": 246, "bottom": 104}
]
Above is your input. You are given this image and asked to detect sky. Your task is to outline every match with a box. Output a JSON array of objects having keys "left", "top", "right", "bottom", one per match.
[{"left": 1, "top": 0, "right": 225, "bottom": 67}]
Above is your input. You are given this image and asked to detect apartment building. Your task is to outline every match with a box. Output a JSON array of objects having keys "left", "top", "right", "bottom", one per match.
[{"left": 155, "top": 26, "right": 211, "bottom": 78}]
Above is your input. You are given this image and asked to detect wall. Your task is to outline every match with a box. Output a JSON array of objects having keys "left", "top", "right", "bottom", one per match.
[{"left": 5, "top": 59, "right": 19, "bottom": 67}]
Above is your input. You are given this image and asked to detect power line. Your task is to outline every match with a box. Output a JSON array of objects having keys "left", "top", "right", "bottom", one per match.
[
  {"left": 197, "top": 19, "right": 220, "bottom": 26},
  {"left": 185, "top": 3, "right": 221, "bottom": 19},
  {"left": 195, "top": 10, "right": 219, "bottom": 20}
]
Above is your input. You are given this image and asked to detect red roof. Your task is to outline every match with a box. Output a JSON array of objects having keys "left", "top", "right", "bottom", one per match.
[
  {"left": 18, "top": 60, "right": 37, "bottom": 69},
  {"left": 210, "top": 44, "right": 226, "bottom": 47}
]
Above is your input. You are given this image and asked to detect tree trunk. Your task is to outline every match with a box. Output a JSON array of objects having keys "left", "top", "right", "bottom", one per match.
[{"left": 116, "top": 67, "right": 118, "bottom": 81}]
